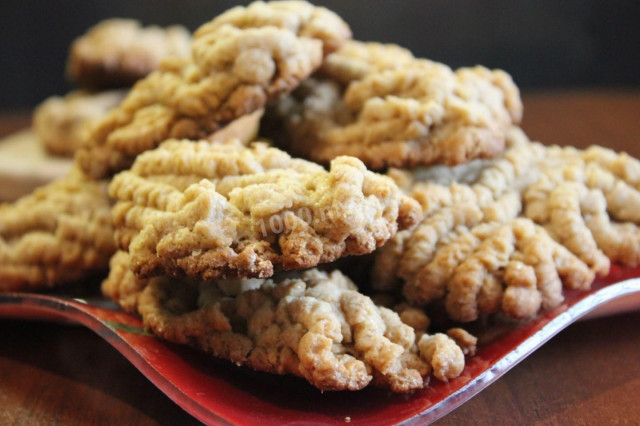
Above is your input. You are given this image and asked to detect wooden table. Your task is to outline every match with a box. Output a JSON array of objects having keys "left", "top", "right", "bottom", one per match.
[{"left": 1, "top": 91, "right": 640, "bottom": 425}]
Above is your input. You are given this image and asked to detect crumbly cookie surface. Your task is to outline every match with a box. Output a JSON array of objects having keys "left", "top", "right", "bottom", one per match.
[
  {"left": 194, "top": 1, "right": 351, "bottom": 56},
  {"left": 67, "top": 19, "right": 191, "bottom": 90},
  {"left": 76, "top": 1, "right": 351, "bottom": 179},
  {"left": 109, "top": 140, "right": 421, "bottom": 281},
  {"left": 374, "top": 127, "right": 640, "bottom": 322},
  {"left": 268, "top": 51, "right": 522, "bottom": 169},
  {"left": 103, "top": 251, "right": 467, "bottom": 392},
  {"left": 101, "top": 250, "right": 146, "bottom": 313},
  {"left": 0, "top": 170, "right": 116, "bottom": 291},
  {"left": 33, "top": 90, "right": 126, "bottom": 157},
  {"left": 319, "top": 40, "right": 416, "bottom": 85}
]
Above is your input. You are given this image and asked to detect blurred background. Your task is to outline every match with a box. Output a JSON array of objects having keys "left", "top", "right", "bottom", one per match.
[{"left": 1, "top": 0, "right": 639, "bottom": 109}]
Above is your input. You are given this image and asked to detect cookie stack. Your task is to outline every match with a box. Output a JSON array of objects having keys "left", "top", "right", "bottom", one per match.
[
  {"left": 34, "top": 19, "right": 191, "bottom": 157},
  {"left": 3, "top": 1, "right": 640, "bottom": 393}
]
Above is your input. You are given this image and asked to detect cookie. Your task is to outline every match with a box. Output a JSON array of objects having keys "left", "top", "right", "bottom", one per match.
[
  {"left": 0, "top": 169, "right": 116, "bottom": 291},
  {"left": 318, "top": 40, "right": 416, "bottom": 85},
  {"left": 102, "top": 251, "right": 468, "bottom": 392},
  {"left": 109, "top": 139, "right": 421, "bottom": 280},
  {"left": 372, "top": 127, "right": 640, "bottom": 322},
  {"left": 67, "top": 19, "right": 191, "bottom": 90},
  {"left": 268, "top": 55, "right": 522, "bottom": 169},
  {"left": 101, "top": 250, "right": 146, "bottom": 313},
  {"left": 523, "top": 145, "right": 640, "bottom": 270},
  {"left": 33, "top": 90, "right": 126, "bottom": 156},
  {"left": 76, "top": 1, "right": 352, "bottom": 179},
  {"left": 194, "top": 1, "right": 351, "bottom": 56}
]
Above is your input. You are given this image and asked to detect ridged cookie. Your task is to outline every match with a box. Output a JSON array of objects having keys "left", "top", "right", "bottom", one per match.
[
  {"left": 0, "top": 170, "right": 116, "bottom": 291},
  {"left": 109, "top": 140, "right": 421, "bottom": 280},
  {"left": 318, "top": 40, "right": 416, "bottom": 85},
  {"left": 33, "top": 90, "right": 125, "bottom": 156},
  {"left": 267, "top": 43, "right": 522, "bottom": 169},
  {"left": 373, "top": 127, "right": 640, "bottom": 322},
  {"left": 67, "top": 19, "right": 191, "bottom": 90},
  {"left": 102, "top": 251, "right": 468, "bottom": 392},
  {"left": 76, "top": 1, "right": 351, "bottom": 179}
]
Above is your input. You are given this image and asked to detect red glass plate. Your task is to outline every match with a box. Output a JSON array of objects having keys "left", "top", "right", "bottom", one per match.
[{"left": 1, "top": 265, "right": 640, "bottom": 425}]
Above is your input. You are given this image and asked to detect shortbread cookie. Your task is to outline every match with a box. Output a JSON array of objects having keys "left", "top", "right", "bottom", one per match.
[
  {"left": 33, "top": 90, "right": 126, "bottom": 156},
  {"left": 67, "top": 19, "right": 191, "bottom": 89},
  {"left": 373, "top": 127, "right": 640, "bottom": 322},
  {"left": 268, "top": 58, "right": 522, "bottom": 169},
  {"left": 109, "top": 140, "right": 421, "bottom": 280},
  {"left": 102, "top": 252, "right": 468, "bottom": 392},
  {"left": 0, "top": 170, "right": 116, "bottom": 291},
  {"left": 76, "top": 1, "right": 351, "bottom": 179}
]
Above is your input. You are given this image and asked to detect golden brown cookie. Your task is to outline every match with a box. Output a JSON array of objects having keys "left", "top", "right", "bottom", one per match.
[
  {"left": 194, "top": 1, "right": 351, "bottom": 56},
  {"left": 102, "top": 250, "right": 469, "bottom": 392},
  {"left": 318, "top": 40, "right": 416, "bottom": 85},
  {"left": 67, "top": 19, "right": 191, "bottom": 90},
  {"left": 109, "top": 139, "right": 421, "bottom": 281},
  {"left": 523, "top": 145, "right": 640, "bottom": 269},
  {"left": 101, "top": 250, "right": 146, "bottom": 313},
  {"left": 372, "top": 127, "right": 640, "bottom": 322},
  {"left": 76, "top": 1, "right": 352, "bottom": 179},
  {"left": 0, "top": 169, "right": 116, "bottom": 291},
  {"left": 268, "top": 55, "right": 522, "bottom": 170},
  {"left": 33, "top": 90, "right": 125, "bottom": 156}
]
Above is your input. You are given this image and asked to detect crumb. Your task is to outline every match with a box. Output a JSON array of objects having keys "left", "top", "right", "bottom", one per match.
[
  {"left": 446, "top": 328, "right": 478, "bottom": 357},
  {"left": 418, "top": 333, "right": 464, "bottom": 382}
]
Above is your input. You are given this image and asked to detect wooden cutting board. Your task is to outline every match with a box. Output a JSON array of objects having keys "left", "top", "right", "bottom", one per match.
[{"left": 0, "top": 129, "right": 73, "bottom": 201}]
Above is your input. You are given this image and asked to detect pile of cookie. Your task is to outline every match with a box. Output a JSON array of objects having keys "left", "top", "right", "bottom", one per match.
[
  {"left": 34, "top": 19, "right": 191, "bottom": 156},
  {"left": 3, "top": 1, "right": 640, "bottom": 393}
]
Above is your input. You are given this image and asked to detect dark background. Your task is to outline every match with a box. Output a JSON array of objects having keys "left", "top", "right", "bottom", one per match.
[{"left": 1, "top": 0, "right": 639, "bottom": 109}]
